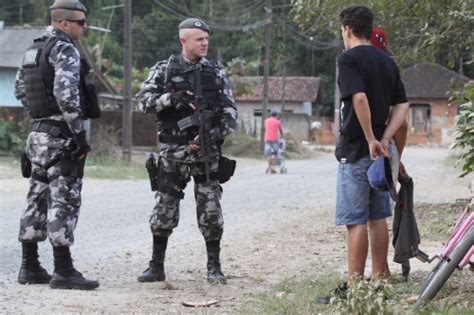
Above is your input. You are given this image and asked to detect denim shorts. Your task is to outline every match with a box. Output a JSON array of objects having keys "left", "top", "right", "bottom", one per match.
[
  {"left": 264, "top": 141, "right": 279, "bottom": 157},
  {"left": 335, "top": 156, "right": 391, "bottom": 225}
]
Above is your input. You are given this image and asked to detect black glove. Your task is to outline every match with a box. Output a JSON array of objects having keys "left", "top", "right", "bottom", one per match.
[
  {"left": 209, "top": 127, "right": 224, "bottom": 142},
  {"left": 170, "top": 91, "right": 193, "bottom": 110},
  {"left": 72, "top": 131, "right": 91, "bottom": 159}
]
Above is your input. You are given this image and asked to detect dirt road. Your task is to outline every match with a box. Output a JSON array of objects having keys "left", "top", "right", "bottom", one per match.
[{"left": 0, "top": 147, "right": 471, "bottom": 313}]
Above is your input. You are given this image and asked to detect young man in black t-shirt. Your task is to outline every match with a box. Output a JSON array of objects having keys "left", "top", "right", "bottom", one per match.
[{"left": 335, "top": 6, "right": 408, "bottom": 287}]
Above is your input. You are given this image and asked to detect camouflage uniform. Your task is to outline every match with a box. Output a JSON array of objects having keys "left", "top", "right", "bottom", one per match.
[
  {"left": 137, "top": 54, "right": 237, "bottom": 241},
  {"left": 15, "top": 27, "right": 85, "bottom": 247}
]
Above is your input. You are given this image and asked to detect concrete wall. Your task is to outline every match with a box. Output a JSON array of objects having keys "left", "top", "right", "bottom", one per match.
[
  {"left": 236, "top": 100, "right": 310, "bottom": 137},
  {"left": 0, "top": 69, "right": 21, "bottom": 106},
  {"left": 281, "top": 113, "right": 310, "bottom": 142}
]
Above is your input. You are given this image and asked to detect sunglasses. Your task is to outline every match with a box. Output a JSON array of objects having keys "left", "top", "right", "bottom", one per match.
[{"left": 63, "top": 18, "right": 87, "bottom": 26}]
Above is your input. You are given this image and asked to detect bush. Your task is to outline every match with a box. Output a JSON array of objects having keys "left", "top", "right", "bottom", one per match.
[
  {"left": 0, "top": 118, "right": 29, "bottom": 156},
  {"left": 333, "top": 279, "right": 395, "bottom": 315},
  {"left": 222, "top": 132, "right": 312, "bottom": 159},
  {"left": 450, "top": 82, "right": 474, "bottom": 177},
  {"left": 89, "top": 124, "right": 120, "bottom": 158},
  {"left": 222, "top": 132, "right": 261, "bottom": 157}
]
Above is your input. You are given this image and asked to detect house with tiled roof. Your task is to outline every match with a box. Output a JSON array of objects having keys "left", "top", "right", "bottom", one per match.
[
  {"left": 401, "top": 62, "right": 470, "bottom": 144},
  {"left": 232, "top": 76, "right": 323, "bottom": 141}
]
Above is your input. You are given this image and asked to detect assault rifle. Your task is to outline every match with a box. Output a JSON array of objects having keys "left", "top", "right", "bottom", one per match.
[{"left": 177, "top": 95, "right": 217, "bottom": 181}]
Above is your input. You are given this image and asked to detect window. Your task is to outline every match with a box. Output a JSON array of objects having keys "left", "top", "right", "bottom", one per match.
[{"left": 409, "top": 103, "right": 431, "bottom": 133}]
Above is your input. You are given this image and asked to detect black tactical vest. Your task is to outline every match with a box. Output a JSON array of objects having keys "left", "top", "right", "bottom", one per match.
[
  {"left": 156, "top": 55, "right": 224, "bottom": 131},
  {"left": 22, "top": 35, "right": 90, "bottom": 119}
]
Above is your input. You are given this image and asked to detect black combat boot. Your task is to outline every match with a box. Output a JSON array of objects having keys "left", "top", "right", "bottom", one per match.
[
  {"left": 18, "top": 242, "right": 51, "bottom": 284},
  {"left": 137, "top": 235, "right": 167, "bottom": 282},
  {"left": 206, "top": 240, "right": 226, "bottom": 284},
  {"left": 49, "top": 246, "right": 99, "bottom": 290}
]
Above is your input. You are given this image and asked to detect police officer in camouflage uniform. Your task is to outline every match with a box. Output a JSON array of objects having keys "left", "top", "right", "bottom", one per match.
[
  {"left": 137, "top": 18, "right": 237, "bottom": 284},
  {"left": 14, "top": 0, "right": 99, "bottom": 290}
]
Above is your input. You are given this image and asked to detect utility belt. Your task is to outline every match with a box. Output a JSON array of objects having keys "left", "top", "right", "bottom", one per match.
[
  {"left": 145, "top": 154, "right": 236, "bottom": 199},
  {"left": 31, "top": 120, "right": 72, "bottom": 139},
  {"left": 21, "top": 121, "right": 86, "bottom": 181}
]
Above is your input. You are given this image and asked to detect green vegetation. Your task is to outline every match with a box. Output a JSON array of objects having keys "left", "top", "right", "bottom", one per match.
[
  {"left": 240, "top": 269, "right": 473, "bottom": 314},
  {"left": 222, "top": 132, "right": 318, "bottom": 159},
  {"left": 292, "top": 0, "right": 474, "bottom": 76},
  {"left": 222, "top": 132, "right": 261, "bottom": 158},
  {"left": 4, "top": 1, "right": 470, "bottom": 118},
  {"left": 241, "top": 201, "right": 474, "bottom": 314},
  {"left": 85, "top": 155, "right": 148, "bottom": 180},
  {"left": 0, "top": 118, "right": 29, "bottom": 156},
  {"left": 450, "top": 83, "right": 474, "bottom": 178},
  {"left": 415, "top": 201, "right": 471, "bottom": 241}
]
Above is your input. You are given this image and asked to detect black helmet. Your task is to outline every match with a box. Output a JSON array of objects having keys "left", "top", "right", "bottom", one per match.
[
  {"left": 49, "top": 0, "right": 87, "bottom": 12},
  {"left": 178, "top": 18, "right": 210, "bottom": 33}
]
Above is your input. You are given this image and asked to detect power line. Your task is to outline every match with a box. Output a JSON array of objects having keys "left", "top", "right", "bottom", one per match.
[
  {"left": 153, "top": 0, "right": 270, "bottom": 32},
  {"left": 285, "top": 24, "right": 340, "bottom": 51}
]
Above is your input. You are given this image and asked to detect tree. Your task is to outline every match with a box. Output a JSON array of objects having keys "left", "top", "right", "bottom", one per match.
[
  {"left": 451, "top": 83, "right": 474, "bottom": 177},
  {"left": 291, "top": 0, "right": 474, "bottom": 77}
]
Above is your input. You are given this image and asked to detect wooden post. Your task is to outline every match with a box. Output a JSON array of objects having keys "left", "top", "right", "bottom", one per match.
[{"left": 122, "top": 0, "right": 132, "bottom": 162}]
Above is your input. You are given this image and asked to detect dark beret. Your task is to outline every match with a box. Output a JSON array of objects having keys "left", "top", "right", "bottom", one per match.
[
  {"left": 49, "top": 0, "right": 87, "bottom": 12},
  {"left": 178, "top": 18, "right": 210, "bottom": 33}
]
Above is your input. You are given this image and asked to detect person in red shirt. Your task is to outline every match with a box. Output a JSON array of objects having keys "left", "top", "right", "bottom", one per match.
[
  {"left": 371, "top": 26, "right": 409, "bottom": 180},
  {"left": 264, "top": 110, "right": 283, "bottom": 174}
]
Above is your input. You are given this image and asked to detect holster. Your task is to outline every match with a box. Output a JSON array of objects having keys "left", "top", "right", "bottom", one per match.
[
  {"left": 146, "top": 154, "right": 161, "bottom": 191},
  {"left": 218, "top": 156, "right": 236, "bottom": 184},
  {"left": 21, "top": 151, "right": 32, "bottom": 178},
  {"left": 146, "top": 155, "right": 186, "bottom": 198},
  {"left": 60, "top": 151, "right": 86, "bottom": 179}
]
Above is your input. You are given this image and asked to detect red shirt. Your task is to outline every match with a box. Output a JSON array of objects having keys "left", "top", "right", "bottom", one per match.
[{"left": 264, "top": 116, "right": 281, "bottom": 141}]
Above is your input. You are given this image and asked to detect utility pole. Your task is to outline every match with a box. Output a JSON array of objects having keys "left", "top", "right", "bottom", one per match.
[
  {"left": 122, "top": 0, "right": 132, "bottom": 162},
  {"left": 280, "top": 20, "right": 287, "bottom": 115},
  {"left": 260, "top": 0, "right": 272, "bottom": 152}
]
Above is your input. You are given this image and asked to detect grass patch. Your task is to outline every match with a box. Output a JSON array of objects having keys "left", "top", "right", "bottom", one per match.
[
  {"left": 241, "top": 271, "right": 474, "bottom": 314},
  {"left": 0, "top": 155, "right": 19, "bottom": 166},
  {"left": 414, "top": 201, "right": 470, "bottom": 241},
  {"left": 240, "top": 274, "right": 344, "bottom": 315},
  {"left": 222, "top": 133, "right": 261, "bottom": 158},
  {"left": 0, "top": 155, "right": 148, "bottom": 180},
  {"left": 242, "top": 201, "right": 473, "bottom": 314},
  {"left": 85, "top": 155, "right": 148, "bottom": 180}
]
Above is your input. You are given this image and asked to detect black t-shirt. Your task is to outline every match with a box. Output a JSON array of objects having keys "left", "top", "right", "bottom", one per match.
[{"left": 335, "top": 45, "right": 407, "bottom": 162}]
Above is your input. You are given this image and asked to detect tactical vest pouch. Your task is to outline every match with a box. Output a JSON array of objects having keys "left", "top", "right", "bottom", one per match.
[
  {"left": 80, "top": 59, "right": 101, "bottom": 119},
  {"left": 21, "top": 152, "right": 32, "bottom": 178},
  {"left": 22, "top": 48, "right": 42, "bottom": 68},
  {"left": 218, "top": 156, "right": 236, "bottom": 184},
  {"left": 177, "top": 114, "right": 200, "bottom": 130},
  {"left": 83, "top": 83, "right": 101, "bottom": 119},
  {"left": 60, "top": 151, "right": 85, "bottom": 179}
]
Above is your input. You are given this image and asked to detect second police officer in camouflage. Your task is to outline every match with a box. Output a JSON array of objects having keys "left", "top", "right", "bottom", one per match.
[
  {"left": 14, "top": 0, "right": 99, "bottom": 290},
  {"left": 137, "top": 18, "right": 237, "bottom": 284}
]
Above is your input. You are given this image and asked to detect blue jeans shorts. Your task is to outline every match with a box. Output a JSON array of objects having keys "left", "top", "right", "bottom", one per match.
[
  {"left": 335, "top": 156, "right": 391, "bottom": 225},
  {"left": 264, "top": 141, "right": 279, "bottom": 157}
]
